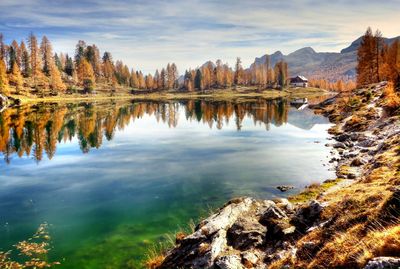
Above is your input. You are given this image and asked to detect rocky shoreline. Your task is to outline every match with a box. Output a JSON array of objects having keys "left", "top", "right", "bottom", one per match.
[{"left": 152, "top": 82, "right": 400, "bottom": 269}]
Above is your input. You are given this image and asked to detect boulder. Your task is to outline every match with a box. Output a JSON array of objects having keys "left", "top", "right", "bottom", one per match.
[
  {"left": 159, "top": 197, "right": 255, "bottom": 268},
  {"left": 343, "top": 151, "right": 359, "bottom": 158},
  {"left": 344, "top": 140, "right": 354, "bottom": 147},
  {"left": 274, "top": 198, "right": 295, "bottom": 214},
  {"left": 364, "top": 257, "right": 400, "bottom": 269},
  {"left": 335, "top": 133, "right": 350, "bottom": 142},
  {"left": 351, "top": 157, "right": 367, "bottom": 167},
  {"left": 333, "top": 142, "right": 346, "bottom": 149},
  {"left": 192, "top": 197, "right": 255, "bottom": 239},
  {"left": 227, "top": 217, "right": 267, "bottom": 250},
  {"left": 260, "top": 204, "right": 287, "bottom": 224},
  {"left": 291, "top": 200, "right": 326, "bottom": 232},
  {"left": 273, "top": 222, "right": 296, "bottom": 237},
  {"left": 358, "top": 138, "right": 377, "bottom": 148}
]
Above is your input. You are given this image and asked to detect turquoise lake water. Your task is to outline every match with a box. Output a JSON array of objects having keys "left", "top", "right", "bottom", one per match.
[{"left": 0, "top": 98, "right": 335, "bottom": 268}]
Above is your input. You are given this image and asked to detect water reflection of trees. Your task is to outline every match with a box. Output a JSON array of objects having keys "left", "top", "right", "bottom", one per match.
[{"left": 0, "top": 99, "right": 289, "bottom": 163}]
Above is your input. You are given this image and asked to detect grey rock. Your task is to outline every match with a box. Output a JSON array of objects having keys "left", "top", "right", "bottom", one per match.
[
  {"left": 241, "top": 251, "right": 259, "bottom": 266},
  {"left": 191, "top": 197, "right": 255, "bottom": 240},
  {"left": 266, "top": 218, "right": 296, "bottom": 239},
  {"left": 350, "top": 132, "right": 366, "bottom": 141},
  {"left": 215, "top": 254, "right": 244, "bottom": 269},
  {"left": 343, "top": 151, "right": 359, "bottom": 158},
  {"left": 292, "top": 200, "right": 326, "bottom": 231},
  {"left": 260, "top": 204, "right": 287, "bottom": 223},
  {"left": 333, "top": 142, "right": 346, "bottom": 149},
  {"left": 159, "top": 197, "right": 255, "bottom": 268},
  {"left": 274, "top": 198, "right": 295, "bottom": 213},
  {"left": 277, "top": 185, "right": 294, "bottom": 192},
  {"left": 335, "top": 133, "right": 350, "bottom": 142},
  {"left": 227, "top": 217, "right": 267, "bottom": 250},
  {"left": 358, "top": 138, "right": 377, "bottom": 148},
  {"left": 364, "top": 257, "right": 400, "bottom": 269},
  {"left": 344, "top": 140, "right": 354, "bottom": 147}
]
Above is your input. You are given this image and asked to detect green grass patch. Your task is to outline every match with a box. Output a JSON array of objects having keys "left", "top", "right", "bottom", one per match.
[{"left": 289, "top": 179, "right": 342, "bottom": 204}]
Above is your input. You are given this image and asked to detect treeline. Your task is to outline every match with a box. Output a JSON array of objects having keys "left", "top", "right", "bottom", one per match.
[
  {"left": 0, "top": 33, "right": 180, "bottom": 96},
  {"left": 309, "top": 79, "right": 356, "bottom": 92},
  {"left": 357, "top": 27, "right": 400, "bottom": 87},
  {"left": 0, "top": 100, "right": 290, "bottom": 163},
  {"left": 0, "top": 33, "right": 291, "bottom": 97},
  {"left": 183, "top": 57, "right": 289, "bottom": 91}
]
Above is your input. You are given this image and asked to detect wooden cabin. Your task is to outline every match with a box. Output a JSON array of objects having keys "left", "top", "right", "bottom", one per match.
[{"left": 290, "top": 76, "right": 308, "bottom": 88}]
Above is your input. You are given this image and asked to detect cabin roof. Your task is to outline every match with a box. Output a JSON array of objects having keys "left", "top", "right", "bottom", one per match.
[{"left": 290, "top": 75, "right": 308, "bottom": 83}]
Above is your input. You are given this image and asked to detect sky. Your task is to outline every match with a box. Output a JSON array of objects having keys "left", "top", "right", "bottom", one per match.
[{"left": 0, "top": 0, "right": 399, "bottom": 74}]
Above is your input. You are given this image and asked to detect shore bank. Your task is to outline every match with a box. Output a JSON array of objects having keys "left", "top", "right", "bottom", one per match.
[
  {"left": 148, "top": 82, "right": 400, "bottom": 269},
  {"left": 3, "top": 87, "right": 328, "bottom": 105}
]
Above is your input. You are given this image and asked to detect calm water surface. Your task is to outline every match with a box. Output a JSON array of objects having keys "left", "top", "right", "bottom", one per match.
[{"left": 0, "top": 98, "right": 334, "bottom": 268}]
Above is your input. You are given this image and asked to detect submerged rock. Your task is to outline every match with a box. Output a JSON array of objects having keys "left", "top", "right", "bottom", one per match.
[{"left": 277, "top": 185, "right": 294, "bottom": 192}]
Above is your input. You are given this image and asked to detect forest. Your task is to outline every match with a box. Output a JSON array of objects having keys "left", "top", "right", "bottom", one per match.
[{"left": 0, "top": 33, "right": 290, "bottom": 98}]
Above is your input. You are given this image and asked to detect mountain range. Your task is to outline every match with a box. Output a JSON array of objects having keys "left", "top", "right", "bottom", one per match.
[{"left": 252, "top": 35, "right": 400, "bottom": 81}]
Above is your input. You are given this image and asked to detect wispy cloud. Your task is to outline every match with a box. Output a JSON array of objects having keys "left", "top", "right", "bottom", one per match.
[{"left": 0, "top": 0, "right": 399, "bottom": 73}]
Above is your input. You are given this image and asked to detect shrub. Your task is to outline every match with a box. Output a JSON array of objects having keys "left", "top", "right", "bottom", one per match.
[
  {"left": 384, "top": 82, "right": 400, "bottom": 111},
  {"left": 83, "top": 79, "right": 94, "bottom": 93},
  {"left": 66, "top": 85, "right": 78, "bottom": 94}
]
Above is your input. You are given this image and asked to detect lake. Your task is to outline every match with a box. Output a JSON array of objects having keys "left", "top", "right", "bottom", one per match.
[{"left": 0, "top": 98, "right": 335, "bottom": 268}]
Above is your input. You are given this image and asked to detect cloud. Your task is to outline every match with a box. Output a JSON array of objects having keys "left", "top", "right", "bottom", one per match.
[{"left": 0, "top": 0, "right": 399, "bottom": 73}]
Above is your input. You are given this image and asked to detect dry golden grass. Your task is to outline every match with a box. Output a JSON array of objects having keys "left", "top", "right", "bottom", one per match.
[
  {"left": 270, "top": 94, "right": 399, "bottom": 268},
  {"left": 299, "top": 139, "right": 398, "bottom": 268},
  {"left": 144, "top": 254, "right": 165, "bottom": 269}
]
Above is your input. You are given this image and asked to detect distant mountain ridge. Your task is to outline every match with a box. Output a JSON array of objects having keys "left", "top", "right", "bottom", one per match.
[
  {"left": 340, "top": 36, "right": 400, "bottom": 53},
  {"left": 253, "top": 35, "right": 400, "bottom": 81}
]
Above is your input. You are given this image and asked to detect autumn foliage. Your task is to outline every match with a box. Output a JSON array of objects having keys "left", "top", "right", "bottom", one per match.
[
  {"left": 0, "top": 32, "right": 292, "bottom": 97},
  {"left": 0, "top": 223, "right": 60, "bottom": 268},
  {"left": 0, "top": 59, "right": 9, "bottom": 95},
  {"left": 357, "top": 27, "right": 400, "bottom": 88},
  {"left": 309, "top": 78, "right": 356, "bottom": 92}
]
